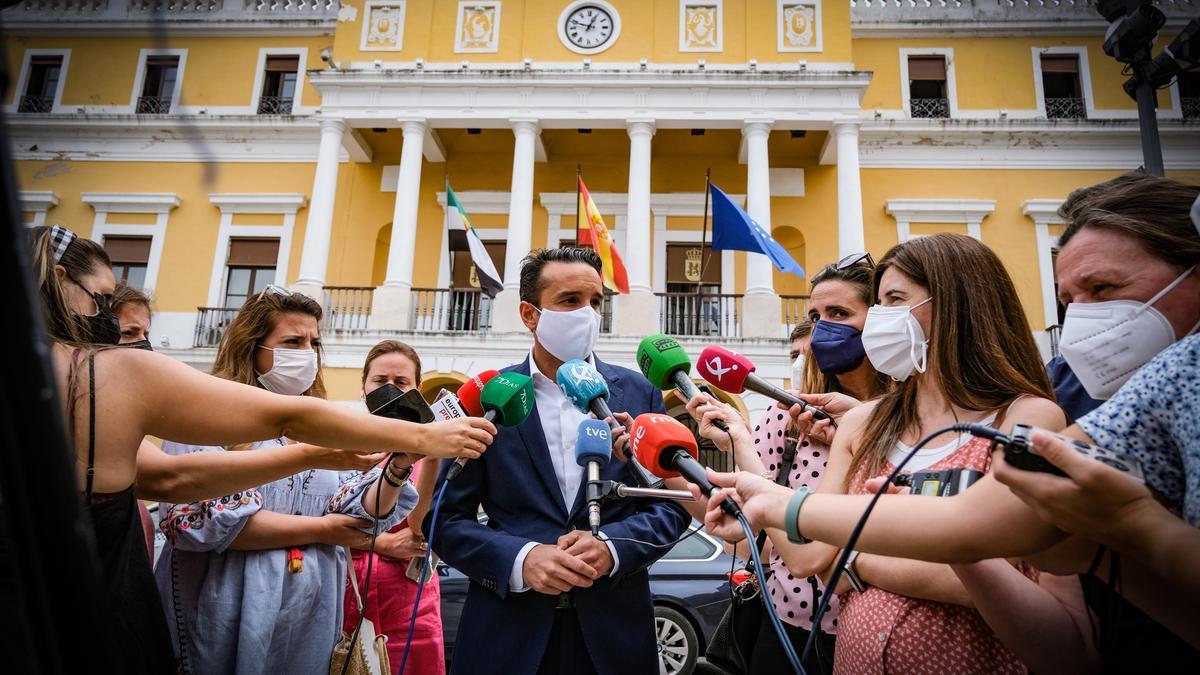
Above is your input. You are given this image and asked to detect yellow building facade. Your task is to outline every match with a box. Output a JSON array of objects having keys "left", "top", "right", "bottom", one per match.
[{"left": 6, "top": 1, "right": 1200, "bottom": 412}]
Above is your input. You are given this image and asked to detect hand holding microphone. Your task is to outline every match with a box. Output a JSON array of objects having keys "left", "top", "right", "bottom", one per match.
[
  {"left": 690, "top": 469, "right": 796, "bottom": 544},
  {"left": 683, "top": 393, "right": 751, "bottom": 454},
  {"left": 366, "top": 381, "right": 495, "bottom": 462}
]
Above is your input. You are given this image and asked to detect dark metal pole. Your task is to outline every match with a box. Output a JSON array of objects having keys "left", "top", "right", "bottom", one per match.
[
  {"left": 696, "top": 169, "right": 711, "bottom": 335},
  {"left": 1134, "top": 66, "right": 1165, "bottom": 175}
]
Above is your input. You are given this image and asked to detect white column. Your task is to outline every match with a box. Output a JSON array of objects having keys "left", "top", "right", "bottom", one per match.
[
  {"left": 741, "top": 121, "right": 782, "bottom": 338},
  {"left": 370, "top": 118, "right": 427, "bottom": 331},
  {"left": 616, "top": 119, "right": 658, "bottom": 336},
  {"left": 291, "top": 117, "right": 344, "bottom": 300},
  {"left": 834, "top": 122, "right": 866, "bottom": 258},
  {"left": 491, "top": 119, "right": 540, "bottom": 333}
]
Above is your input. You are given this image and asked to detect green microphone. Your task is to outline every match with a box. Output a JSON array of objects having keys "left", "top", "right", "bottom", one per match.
[
  {"left": 479, "top": 372, "right": 536, "bottom": 427},
  {"left": 636, "top": 334, "right": 730, "bottom": 432}
]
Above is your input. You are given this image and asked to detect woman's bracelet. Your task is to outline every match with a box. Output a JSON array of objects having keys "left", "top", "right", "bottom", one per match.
[
  {"left": 383, "top": 461, "right": 412, "bottom": 487},
  {"left": 785, "top": 487, "right": 814, "bottom": 545}
]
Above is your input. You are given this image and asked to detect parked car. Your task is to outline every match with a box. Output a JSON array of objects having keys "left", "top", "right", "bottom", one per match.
[{"left": 438, "top": 518, "right": 737, "bottom": 675}]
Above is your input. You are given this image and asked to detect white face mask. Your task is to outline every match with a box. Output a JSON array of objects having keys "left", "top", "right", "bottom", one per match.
[
  {"left": 533, "top": 305, "right": 601, "bottom": 362},
  {"left": 257, "top": 346, "right": 319, "bottom": 396},
  {"left": 791, "top": 354, "right": 806, "bottom": 389},
  {"left": 1060, "top": 265, "right": 1198, "bottom": 400},
  {"left": 862, "top": 297, "right": 933, "bottom": 382}
]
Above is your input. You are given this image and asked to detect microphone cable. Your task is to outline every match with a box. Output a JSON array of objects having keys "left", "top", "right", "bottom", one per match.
[
  {"left": 398, "top": 472, "right": 451, "bottom": 674},
  {"left": 799, "top": 422, "right": 1004, "bottom": 664},
  {"left": 339, "top": 467, "right": 386, "bottom": 675},
  {"left": 740, "top": 511, "right": 806, "bottom": 675}
]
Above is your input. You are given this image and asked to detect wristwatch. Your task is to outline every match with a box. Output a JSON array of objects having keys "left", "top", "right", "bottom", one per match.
[{"left": 843, "top": 549, "right": 868, "bottom": 593}]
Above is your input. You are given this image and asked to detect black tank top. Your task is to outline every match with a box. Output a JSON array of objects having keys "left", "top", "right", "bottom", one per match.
[{"left": 79, "top": 352, "right": 176, "bottom": 674}]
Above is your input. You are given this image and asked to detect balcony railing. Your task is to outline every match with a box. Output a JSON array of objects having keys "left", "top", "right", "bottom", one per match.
[
  {"left": 136, "top": 95, "right": 173, "bottom": 114},
  {"left": 17, "top": 94, "right": 53, "bottom": 113},
  {"left": 412, "top": 288, "right": 494, "bottom": 332},
  {"left": 780, "top": 295, "right": 810, "bottom": 334},
  {"left": 257, "top": 95, "right": 293, "bottom": 115},
  {"left": 194, "top": 307, "right": 239, "bottom": 348},
  {"left": 1183, "top": 97, "right": 1200, "bottom": 121},
  {"left": 910, "top": 97, "right": 950, "bottom": 119},
  {"left": 656, "top": 292, "right": 741, "bottom": 338},
  {"left": 322, "top": 286, "right": 372, "bottom": 331},
  {"left": 1045, "top": 97, "right": 1086, "bottom": 120},
  {"left": 7, "top": 1, "right": 341, "bottom": 22}
]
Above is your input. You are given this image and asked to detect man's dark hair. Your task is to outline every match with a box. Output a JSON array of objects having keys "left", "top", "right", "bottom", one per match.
[{"left": 519, "top": 247, "right": 603, "bottom": 306}]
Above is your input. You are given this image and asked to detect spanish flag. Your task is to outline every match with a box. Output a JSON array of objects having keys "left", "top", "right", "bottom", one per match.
[{"left": 576, "top": 177, "right": 630, "bottom": 294}]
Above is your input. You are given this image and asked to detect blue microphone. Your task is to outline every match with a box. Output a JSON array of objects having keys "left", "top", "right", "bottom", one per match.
[
  {"left": 575, "top": 418, "right": 613, "bottom": 535},
  {"left": 558, "top": 359, "right": 665, "bottom": 489}
]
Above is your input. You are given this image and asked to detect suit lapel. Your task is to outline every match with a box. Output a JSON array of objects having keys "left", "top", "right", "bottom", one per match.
[{"left": 509, "top": 359, "right": 569, "bottom": 518}]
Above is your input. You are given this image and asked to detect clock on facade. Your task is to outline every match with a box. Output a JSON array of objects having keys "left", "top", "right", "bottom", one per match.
[{"left": 561, "top": 2, "right": 618, "bottom": 53}]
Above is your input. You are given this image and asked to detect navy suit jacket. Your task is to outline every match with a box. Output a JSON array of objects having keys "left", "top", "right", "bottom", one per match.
[{"left": 427, "top": 356, "right": 691, "bottom": 675}]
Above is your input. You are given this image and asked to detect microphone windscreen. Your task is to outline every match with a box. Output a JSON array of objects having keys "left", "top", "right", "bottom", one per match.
[
  {"left": 480, "top": 372, "right": 535, "bottom": 427},
  {"left": 457, "top": 370, "right": 500, "bottom": 417},
  {"left": 630, "top": 413, "right": 699, "bottom": 478},
  {"left": 635, "top": 334, "right": 692, "bottom": 390},
  {"left": 574, "top": 418, "right": 613, "bottom": 468},
  {"left": 697, "top": 345, "right": 755, "bottom": 394},
  {"left": 556, "top": 359, "right": 610, "bottom": 415}
]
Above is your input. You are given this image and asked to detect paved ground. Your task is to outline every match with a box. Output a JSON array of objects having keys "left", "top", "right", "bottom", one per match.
[{"left": 694, "top": 658, "right": 730, "bottom": 674}]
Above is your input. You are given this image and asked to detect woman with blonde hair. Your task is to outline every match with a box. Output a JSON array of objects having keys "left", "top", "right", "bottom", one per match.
[
  {"left": 22, "top": 225, "right": 494, "bottom": 673},
  {"left": 157, "top": 289, "right": 436, "bottom": 673}
]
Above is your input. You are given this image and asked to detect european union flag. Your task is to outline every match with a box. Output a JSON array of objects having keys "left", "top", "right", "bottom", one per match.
[{"left": 710, "top": 184, "right": 806, "bottom": 277}]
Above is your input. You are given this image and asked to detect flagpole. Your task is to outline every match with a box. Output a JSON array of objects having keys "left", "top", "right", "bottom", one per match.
[
  {"left": 444, "top": 168, "right": 451, "bottom": 291},
  {"left": 575, "top": 164, "right": 582, "bottom": 247},
  {"left": 696, "top": 168, "right": 711, "bottom": 336}
]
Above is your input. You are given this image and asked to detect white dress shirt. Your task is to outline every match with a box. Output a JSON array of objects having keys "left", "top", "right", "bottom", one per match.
[{"left": 509, "top": 352, "right": 620, "bottom": 592}]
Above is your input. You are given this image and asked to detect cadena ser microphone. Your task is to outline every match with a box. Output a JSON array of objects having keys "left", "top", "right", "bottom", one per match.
[
  {"left": 575, "top": 418, "right": 612, "bottom": 535},
  {"left": 697, "top": 345, "right": 835, "bottom": 426},
  {"left": 636, "top": 334, "right": 730, "bottom": 433},
  {"left": 557, "top": 359, "right": 667, "bottom": 490},
  {"left": 445, "top": 371, "right": 535, "bottom": 479},
  {"left": 630, "top": 413, "right": 740, "bottom": 517}
]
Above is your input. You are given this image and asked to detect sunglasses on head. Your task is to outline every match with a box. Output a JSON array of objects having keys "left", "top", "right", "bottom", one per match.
[
  {"left": 258, "top": 284, "right": 293, "bottom": 299},
  {"left": 835, "top": 251, "right": 874, "bottom": 270}
]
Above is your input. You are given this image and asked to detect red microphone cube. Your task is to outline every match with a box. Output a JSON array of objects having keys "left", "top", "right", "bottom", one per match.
[
  {"left": 457, "top": 370, "right": 500, "bottom": 417},
  {"left": 696, "top": 345, "right": 755, "bottom": 394},
  {"left": 630, "top": 413, "right": 699, "bottom": 478}
]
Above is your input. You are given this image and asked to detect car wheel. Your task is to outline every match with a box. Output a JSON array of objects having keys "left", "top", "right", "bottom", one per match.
[{"left": 654, "top": 605, "right": 698, "bottom": 675}]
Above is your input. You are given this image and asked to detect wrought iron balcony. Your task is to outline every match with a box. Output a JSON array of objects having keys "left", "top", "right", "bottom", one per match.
[
  {"left": 657, "top": 292, "right": 741, "bottom": 338},
  {"left": 257, "top": 95, "right": 293, "bottom": 115},
  {"left": 135, "top": 95, "right": 173, "bottom": 114},
  {"left": 1045, "top": 97, "right": 1086, "bottom": 120},
  {"left": 322, "top": 286, "right": 372, "bottom": 331},
  {"left": 910, "top": 97, "right": 950, "bottom": 119},
  {"left": 193, "top": 307, "right": 239, "bottom": 348},
  {"left": 412, "top": 288, "right": 614, "bottom": 333},
  {"left": 17, "top": 94, "right": 53, "bottom": 113},
  {"left": 1183, "top": 97, "right": 1200, "bottom": 121},
  {"left": 5, "top": 0, "right": 340, "bottom": 24}
]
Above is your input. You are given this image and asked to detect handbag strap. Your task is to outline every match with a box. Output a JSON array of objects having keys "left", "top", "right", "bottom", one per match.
[
  {"left": 344, "top": 547, "right": 365, "bottom": 615},
  {"left": 743, "top": 437, "right": 800, "bottom": 572}
]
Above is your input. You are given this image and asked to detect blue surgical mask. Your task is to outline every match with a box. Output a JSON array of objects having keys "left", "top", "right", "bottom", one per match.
[{"left": 810, "top": 320, "right": 867, "bottom": 375}]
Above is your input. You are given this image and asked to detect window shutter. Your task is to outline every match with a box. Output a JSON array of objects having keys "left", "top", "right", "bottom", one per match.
[
  {"left": 908, "top": 56, "right": 947, "bottom": 81},
  {"left": 104, "top": 236, "right": 152, "bottom": 264},
  {"left": 227, "top": 238, "right": 280, "bottom": 266},
  {"left": 1041, "top": 55, "right": 1079, "bottom": 74},
  {"left": 265, "top": 56, "right": 300, "bottom": 72}
]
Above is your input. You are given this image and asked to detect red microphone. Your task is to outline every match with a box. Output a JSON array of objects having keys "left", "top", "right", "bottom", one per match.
[
  {"left": 630, "top": 414, "right": 740, "bottom": 516},
  {"left": 697, "top": 346, "right": 835, "bottom": 426},
  {"left": 445, "top": 370, "right": 501, "bottom": 479},
  {"left": 456, "top": 370, "right": 500, "bottom": 418}
]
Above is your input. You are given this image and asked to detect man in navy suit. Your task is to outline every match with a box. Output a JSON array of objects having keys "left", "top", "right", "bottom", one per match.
[{"left": 429, "top": 247, "right": 691, "bottom": 674}]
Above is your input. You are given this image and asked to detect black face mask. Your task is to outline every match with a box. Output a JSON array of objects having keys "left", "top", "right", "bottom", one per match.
[
  {"left": 123, "top": 339, "right": 153, "bottom": 351},
  {"left": 68, "top": 276, "right": 121, "bottom": 345}
]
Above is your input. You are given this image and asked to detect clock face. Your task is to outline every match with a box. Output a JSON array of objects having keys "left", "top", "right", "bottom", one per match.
[{"left": 564, "top": 5, "right": 615, "bottom": 50}]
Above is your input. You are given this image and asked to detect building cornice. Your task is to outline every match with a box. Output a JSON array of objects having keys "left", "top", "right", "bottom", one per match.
[
  {"left": 1023, "top": 199, "right": 1067, "bottom": 225},
  {"left": 209, "top": 193, "right": 308, "bottom": 215},
  {"left": 849, "top": 1, "right": 1197, "bottom": 39},
  {"left": 20, "top": 190, "right": 59, "bottom": 213},
  {"left": 82, "top": 192, "right": 180, "bottom": 214}
]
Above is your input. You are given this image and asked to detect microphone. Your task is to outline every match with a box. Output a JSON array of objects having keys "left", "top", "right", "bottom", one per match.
[
  {"left": 635, "top": 334, "right": 730, "bottom": 433},
  {"left": 556, "top": 359, "right": 667, "bottom": 489},
  {"left": 574, "top": 418, "right": 612, "bottom": 535},
  {"left": 445, "top": 371, "right": 535, "bottom": 480},
  {"left": 697, "top": 345, "right": 835, "bottom": 426},
  {"left": 630, "top": 413, "right": 740, "bottom": 517},
  {"left": 446, "top": 371, "right": 501, "bottom": 480}
]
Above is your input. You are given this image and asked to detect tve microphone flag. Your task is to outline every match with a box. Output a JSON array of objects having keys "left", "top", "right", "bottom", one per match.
[{"left": 710, "top": 183, "right": 805, "bottom": 277}]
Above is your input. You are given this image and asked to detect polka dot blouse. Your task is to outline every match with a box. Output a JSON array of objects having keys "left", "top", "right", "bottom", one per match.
[{"left": 753, "top": 408, "right": 840, "bottom": 634}]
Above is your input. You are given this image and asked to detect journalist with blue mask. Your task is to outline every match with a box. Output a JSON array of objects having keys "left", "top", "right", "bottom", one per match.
[{"left": 429, "top": 247, "right": 690, "bottom": 675}]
